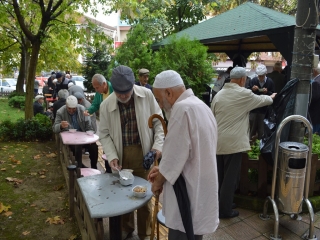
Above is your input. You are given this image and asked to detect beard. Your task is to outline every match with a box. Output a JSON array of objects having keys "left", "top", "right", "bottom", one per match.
[
  {"left": 117, "top": 96, "right": 131, "bottom": 104},
  {"left": 163, "top": 108, "right": 171, "bottom": 120},
  {"left": 162, "top": 98, "right": 172, "bottom": 120}
]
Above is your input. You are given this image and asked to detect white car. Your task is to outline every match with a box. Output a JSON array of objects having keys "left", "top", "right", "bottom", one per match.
[
  {"left": 71, "top": 76, "right": 87, "bottom": 91},
  {"left": 0, "top": 78, "right": 17, "bottom": 92}
]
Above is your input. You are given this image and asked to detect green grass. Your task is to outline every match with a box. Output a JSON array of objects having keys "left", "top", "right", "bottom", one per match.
[
  {"left": 0, "top": 142, "right": 80, "bottom": 239},
  {"left": 0, "top": 98, "right": 24, "bottom": 122}
]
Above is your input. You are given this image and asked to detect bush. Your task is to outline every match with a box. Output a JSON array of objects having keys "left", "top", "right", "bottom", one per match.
[
  {"left": 0, "top": 115, "right": 52, "bottom": 141},
  {"left": 0, "top": 120, "right": 15, "bottom": 141},
  {"left": 248, "top": 139, "right": 260, "bottom": 159},
  {"left": 8, "top": 91, "right": 26, "bottom": 99},
  {"left": 8, "top": 96, "right": 25, "bottom": 109},
  {"left": 304, "top": 134, "right": 320, "bottom": 158},
  {"left": 152, "top": 35, "right": 213, "bottom": 98}
]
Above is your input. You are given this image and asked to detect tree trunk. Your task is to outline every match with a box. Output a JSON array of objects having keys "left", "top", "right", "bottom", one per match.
[
  {"left": 16, "top": 49, "right": 26, "bottom": 93},
  {"left": 25, "top": 40, "right": 41, "bottom": 120},
  {"left": 17, "top": 38, "right": 31, "bottom": 93}
]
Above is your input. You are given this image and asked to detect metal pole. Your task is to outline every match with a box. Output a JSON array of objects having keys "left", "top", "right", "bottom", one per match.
[{"left": 289, "top": 0, "right": 318, "bottom": 143}]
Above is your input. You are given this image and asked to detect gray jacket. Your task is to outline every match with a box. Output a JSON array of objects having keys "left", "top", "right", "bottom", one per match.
[
  {"left": 52, "top": 104, "right": 92, "bottom": 133},
  {"left": 80, "top": 98, "right": 97, "bottom": 132},
  {"left": 69, "top": 85, "right": 84, "bottom": 96}
]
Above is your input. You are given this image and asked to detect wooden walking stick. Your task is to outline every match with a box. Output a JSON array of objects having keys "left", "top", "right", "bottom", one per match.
[{"left": 148, "top": 114, "right": 167, "bottom": 240}]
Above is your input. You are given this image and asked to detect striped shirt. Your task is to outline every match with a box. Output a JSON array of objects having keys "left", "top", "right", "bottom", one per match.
[{"left": 118, "top": 97, "right": 141, "bottom": 146}]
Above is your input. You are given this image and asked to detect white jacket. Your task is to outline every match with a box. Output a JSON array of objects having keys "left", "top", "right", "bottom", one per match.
[
  {"left": 99, "top": 85, "right": 164, "bottom": 165},
  {"left": 211, "top": 83, "right": 273, "bottom": 154}
]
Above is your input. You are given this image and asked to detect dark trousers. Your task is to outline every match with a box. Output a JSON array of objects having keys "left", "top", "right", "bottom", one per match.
[
  {"left": 121, "top": 145, "right": 151, "bottom": 239},
  {"left": 250, "top": 113, "right": 265, "bottom": 139},
  {"left": 71, "top": 143, "right": 98, "bottom": 169},
  {"left": 168, "top": 228, "right": 203, "bottom": 240},
  {"left": 217, "top": 153, "right": 242, "bottom": 216}
]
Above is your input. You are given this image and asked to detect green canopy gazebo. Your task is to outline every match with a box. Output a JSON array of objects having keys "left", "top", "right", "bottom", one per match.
[{"left": 152, "top": 2, "right": 320, "bottom": 80}]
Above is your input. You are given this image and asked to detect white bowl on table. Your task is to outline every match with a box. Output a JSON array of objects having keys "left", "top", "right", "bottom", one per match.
[
  {"left": 119, "top": 171, "right": 134, "bottom": 186},
  {"left": 69, "top": 129, "right": 77, "bottom": 133},
  {"left": 86, "top": 130, "right": 94, "bottom": 136},
  {"left": 132, "top": 185, "right": 147, "bottom": 198}
]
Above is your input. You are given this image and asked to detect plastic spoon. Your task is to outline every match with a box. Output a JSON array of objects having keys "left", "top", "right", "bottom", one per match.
[{"left": 116, "top": 167, "right": 128, "bottom": 180}]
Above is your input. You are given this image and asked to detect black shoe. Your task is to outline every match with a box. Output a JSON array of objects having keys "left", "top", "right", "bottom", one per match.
[
  {"left": 232, "top": 203, "right": 237, "bottom": 209},
  {"left": 81, "top": 164, "right": 88, "bottom": 168},
  {"left": 219, "top": 210, "right": 239, "bottom": 219}
]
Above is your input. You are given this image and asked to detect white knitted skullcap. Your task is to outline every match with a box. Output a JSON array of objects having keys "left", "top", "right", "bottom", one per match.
[
  {"left": 68, "top": 82, "right": 74, "bottom": 88},
  {"left": 153, "top": 70, "right": 184, "bottom": 89},
  {"left": 230, "top": 67, "right": 246, "bottom": 79},
  {"left": 256, "top": 65, "right": 267, "bottom": 75},
  {"left": 66, "top": 96, "right": 78, "bottom": 108}
]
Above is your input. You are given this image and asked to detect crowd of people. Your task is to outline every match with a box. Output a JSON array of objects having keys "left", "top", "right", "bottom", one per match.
[{"left": 30, "top": 61, "right": 319, "bottom": 240}]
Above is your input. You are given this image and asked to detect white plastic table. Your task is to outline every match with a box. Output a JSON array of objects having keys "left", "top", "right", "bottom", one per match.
[
  {"left": 77, "top": 173, "right": 152, "bottom": 239},
  {"left": 59, "top": 131, "right": 99, "bottom": 179},
  {"left": 60, "top": 131, "right": 99, "bottom": 145}
]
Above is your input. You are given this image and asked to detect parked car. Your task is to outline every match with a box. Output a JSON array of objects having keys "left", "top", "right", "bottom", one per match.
[
  {"left": 71, "top": 76, "right": 87, "bottom": 91},
  {"left": 0, "top": 78, "right": 17, "bottom": 92}
]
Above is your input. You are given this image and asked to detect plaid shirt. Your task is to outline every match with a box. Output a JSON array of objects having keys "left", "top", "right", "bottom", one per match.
[{"left": 118, "top": 97, "right": 141, "bottom": 146}]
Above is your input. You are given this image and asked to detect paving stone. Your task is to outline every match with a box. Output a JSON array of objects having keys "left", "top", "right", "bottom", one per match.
[
  {"left": 204, "top": 228, "right": 235, "bottom": 240},
  {"left": 243, "top": 214, "right": 274, "bottom": 234},
  {"left": 252, "top": 236, "right": 269, "bottom": 240},
  {"left": 238, "top": 208, "right": 259, "bottom": 220},
  {"left": 223, "top": 221, "right": 261, "bottom": 240},
  {"left": 264, "top": 225, "right": 302, "bottom": 240},
  {"left": 218, "top": 216, "right": 241, "bottom": 228},
  {"left": 279, "top": 214, "right": 311, "bottom": 236}
]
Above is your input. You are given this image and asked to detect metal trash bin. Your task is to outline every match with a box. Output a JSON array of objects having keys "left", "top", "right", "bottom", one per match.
[{"left": 276, "top": 142, "right": 308, "bottom": 214}]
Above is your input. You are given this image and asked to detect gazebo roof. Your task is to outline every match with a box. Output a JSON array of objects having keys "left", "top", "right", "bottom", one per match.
[{"left": 152, "top": 2, "right": 320, "bottom": 60}]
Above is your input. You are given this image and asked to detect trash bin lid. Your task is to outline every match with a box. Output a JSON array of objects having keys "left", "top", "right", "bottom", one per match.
[{"left": 279, "top": 141, "right": 308, "bottom": 153}]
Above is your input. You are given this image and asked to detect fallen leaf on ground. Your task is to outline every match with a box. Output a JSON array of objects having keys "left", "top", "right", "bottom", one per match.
[
  {"left": 22, "top": 231, "right": 30, "bottom": 236},
  {"left": 30, "top": 172, "right": 37, "bottom": 176},
  {"left": 15, "top": 171, "right": 21, "bottom": 174},
  {"left": 40, "top": 208, "right": 49, "bottom": 212},
  {"left": 46, "top": 163, "right": 51, "bottom": 165},
  {"left": 53, "top": 185, "right": 64, "bottom": 191},
  {"left": 5, "top": 177, "right": 23, "bottom": 184},
  {"left": 33, "top": 155, "right": 41, "bottom": 160},
  {"left": 39, "top": 175, "right": 46, "bottom": 179},
  {"left": 4, "top": 211, "right": 13, "bottom": 217},
  {"left": 45, "top": 216, "right": 64, "bottom": 225},
  {"left": 68, "top": 234, "right": 77, "bottom": 240},
  {"left": 30, "top": 204, "right": 36, "bottom": 207},
  {"left": 1, "top": 168, "right": 6, "bottom": 171},
  {"left": 46, "top": 153, "right": 56, "bottom": 158},
  {"left": 0, "top": 202, "right": 11, "bottom": 213}
]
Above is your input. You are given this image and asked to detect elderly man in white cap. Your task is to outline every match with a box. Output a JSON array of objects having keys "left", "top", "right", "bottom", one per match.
[
  {"left": 99, "top": 65, "right": 164, "bottom": 240},
  {"left": 248, "top": 64, "right": 275, "bottom": 140},
  {"left": 33, "top": 95, "right": 51, "bottom": 116},
  {"left": 148, "top": 70, "right": 219, "bottom": 240},
  {"left": 53, "top": 95, "right": 98, "bottom": 169},
  {"left": 212, "top": 67, "right": 276, "bottom": 219}
]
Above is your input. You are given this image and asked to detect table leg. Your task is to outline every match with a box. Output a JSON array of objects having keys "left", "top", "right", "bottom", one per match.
[
  {"left": 96, "top": 218, "right": 104, "bottom": 240},
  {"left": 109, "top": 216, "right": 122, "bottom": 240}
]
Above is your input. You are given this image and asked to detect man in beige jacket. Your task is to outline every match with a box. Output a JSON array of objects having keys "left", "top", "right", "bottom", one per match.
[
  {"left": 99, "top": 65, "right": 164, "bottom": 240},
  {"left": 211, "top": 66, "right": 276, "bottom": 219}
]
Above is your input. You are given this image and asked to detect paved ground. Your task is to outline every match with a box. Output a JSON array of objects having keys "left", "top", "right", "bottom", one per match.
[
  {"left": 82, "top": 151, "right": 320, "bottom": 240},
  {"left": 81, "top": 123, "right": 320, "bottom": 240}
]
